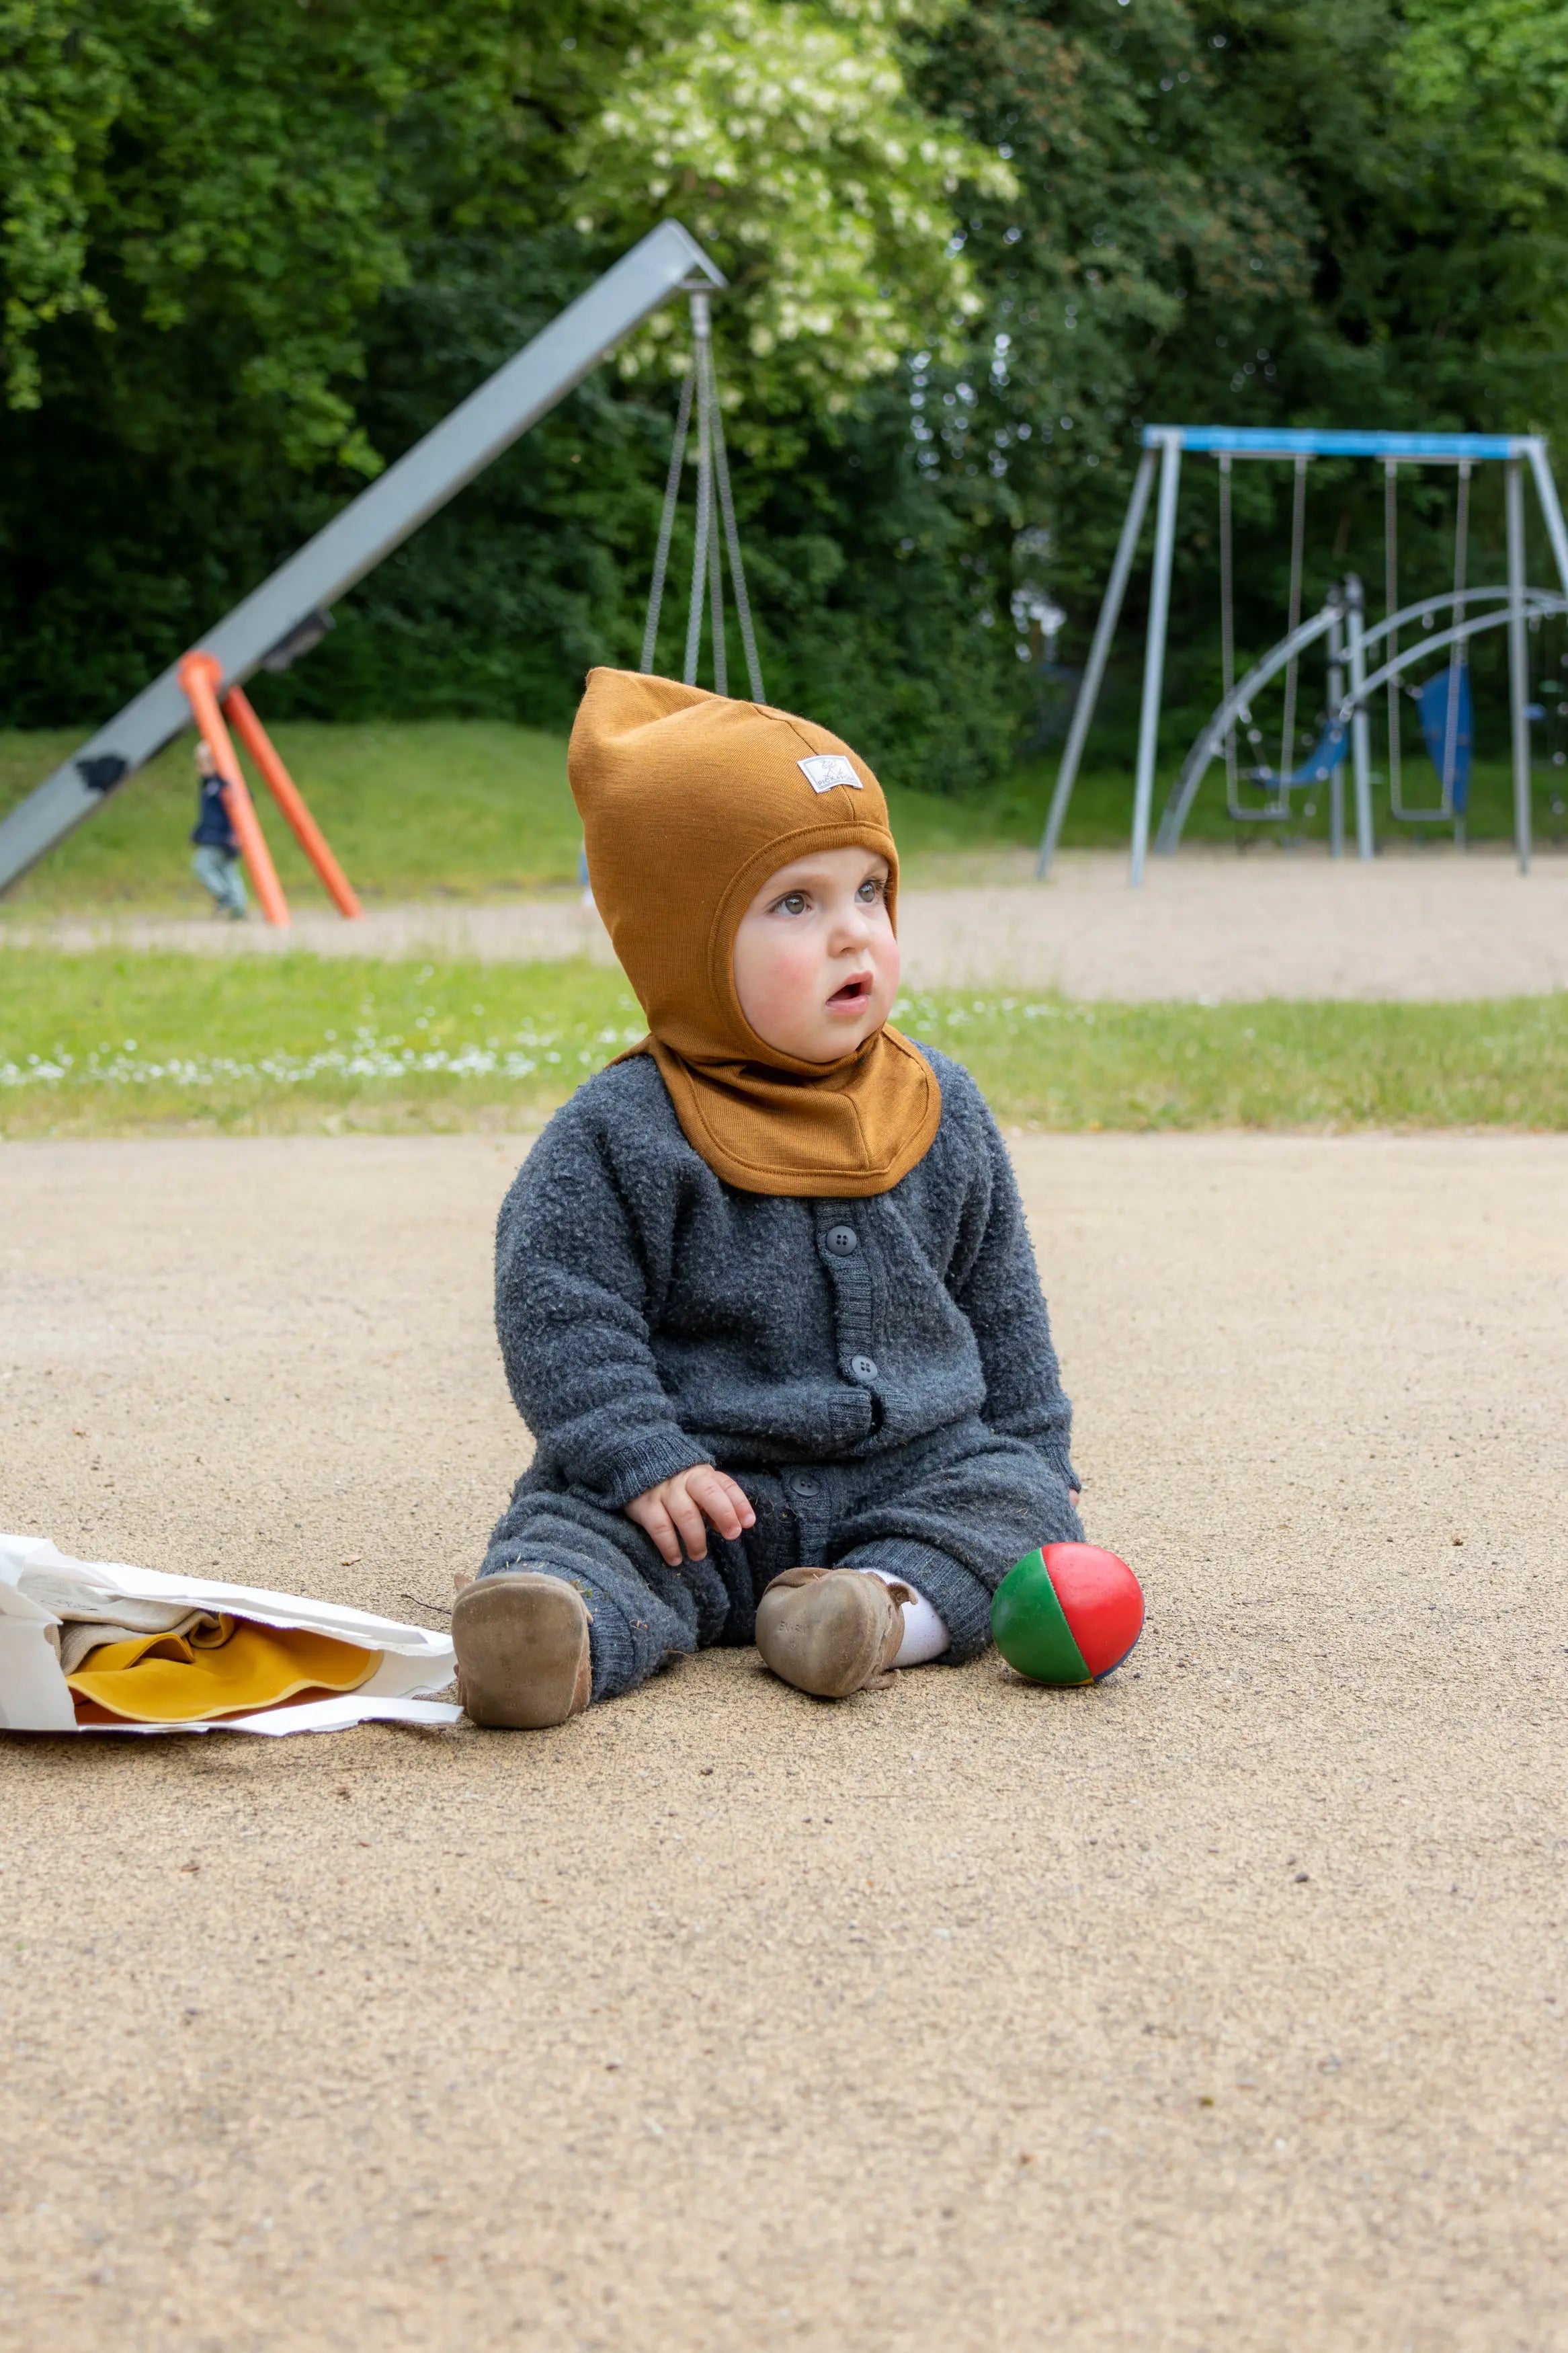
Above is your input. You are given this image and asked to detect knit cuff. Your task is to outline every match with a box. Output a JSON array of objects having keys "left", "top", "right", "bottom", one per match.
[
  {"left": 995, "top": 1425, "right": 1079, "bottom": 1499},
  {"left": 836, "top": 1536, "right": 995, "bottom": 1664},
  {"left": 587, "top": 1427, "right": 715, "bottom": 1513}
]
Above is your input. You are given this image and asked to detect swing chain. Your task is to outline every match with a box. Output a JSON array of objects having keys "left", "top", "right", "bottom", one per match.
[
  {"left": 708, "top": 350, "right": 765, "bottom": 703},
  {"left": 1385, "top": 461, "right": 1402, "bottom": 811},
  {"left": 640, "top": 366, "right": 696, "bottom": 675},
  {"left": 1442, "top": 460, "right": 1471, "bottom": 817},
  {"left": 1218, "top": 453, "right": 1237, "bottom": 796},
  {"left": 684, "top": 294, "right": 718, "bottom": 690},
  {"left": 1278, "top": 453, "right": 1309, "bottom": 779},
  {"left": 1385, "top": 456, "right": 1472, "bottom": 830},
  {"left": 1219, "top": 448, "right": 1316, "bottom": 824}
]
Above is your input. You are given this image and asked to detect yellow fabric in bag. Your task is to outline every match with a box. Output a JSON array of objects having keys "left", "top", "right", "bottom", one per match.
[{"left": 66, "top": 1613, "right": 380, "bottom": 1722}]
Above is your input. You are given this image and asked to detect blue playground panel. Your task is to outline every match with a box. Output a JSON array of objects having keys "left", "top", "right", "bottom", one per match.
[
  {"left": 1415, "top": 668, "right": 1474, "bottom": 811},
  {"left": 1245, "top": 715, "right": 1351, "bottom": 793}
]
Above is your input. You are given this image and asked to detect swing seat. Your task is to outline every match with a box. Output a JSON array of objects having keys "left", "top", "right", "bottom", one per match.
[
  {"left": 1242, "top": 716, "right": 1351, "bottom": 794},
  {"left": 1415, "top": 669, "right": 1473, "bottom": 813}
]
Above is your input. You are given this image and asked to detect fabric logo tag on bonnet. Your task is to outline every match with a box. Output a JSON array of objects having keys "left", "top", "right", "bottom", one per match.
[{"left": 798, "top": 753, "right": 863, "bottom": 794}]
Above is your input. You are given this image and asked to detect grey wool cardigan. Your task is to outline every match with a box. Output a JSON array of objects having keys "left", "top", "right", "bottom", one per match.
[{"left": 493, "top": 1043, "right": 1078, "bottom": 1506}]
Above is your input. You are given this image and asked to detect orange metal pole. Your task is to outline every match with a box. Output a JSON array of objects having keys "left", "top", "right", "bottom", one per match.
[
  {"left": 222, "top": 686, "right": 363, "bottom": 920},
  {"left": 177, "top": 651, "right": 291, "bottom": 928}
]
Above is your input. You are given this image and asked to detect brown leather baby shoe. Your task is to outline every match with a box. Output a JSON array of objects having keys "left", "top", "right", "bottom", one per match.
[
  {"left": 452, "top": 1572, "right": 592, "bottom": 1729},
  {"left": 755, "top": 1567, "right": 911, "bottom": 1700}
]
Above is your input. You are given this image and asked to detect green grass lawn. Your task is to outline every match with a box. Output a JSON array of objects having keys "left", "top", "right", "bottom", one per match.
[
  {"left": 0, "top": 721, "right": 588, "bottom": 910},
  {"left": 4, "top": 950, "right": 1565, "bottom": 1138},
  {"left": 3, "top": 718, "right": 1561, "bottom": 916}
]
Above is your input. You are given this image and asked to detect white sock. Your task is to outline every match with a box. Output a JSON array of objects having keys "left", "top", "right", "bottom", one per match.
[{"left": 857, "top": 1566, "right": 950, "bottom": 1666}]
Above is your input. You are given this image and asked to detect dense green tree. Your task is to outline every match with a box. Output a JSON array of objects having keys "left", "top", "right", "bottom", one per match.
[
  {"left": 4, "top": 0, "right": 1568, "bottom": 791},
  {"left": 0, "top": 0, "right": 1009, "bottom": 781},
  {"left": 914, "top": 0, "right": 1568, "bottom": 731}
]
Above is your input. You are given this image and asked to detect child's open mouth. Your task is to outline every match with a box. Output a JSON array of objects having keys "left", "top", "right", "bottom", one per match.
[{"left": 827, "top": 973, "right": 873, "bottom": 1012}]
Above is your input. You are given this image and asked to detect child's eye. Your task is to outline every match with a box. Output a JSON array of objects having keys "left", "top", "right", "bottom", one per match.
[
  {"left": 774, "top": 891, "right": 809, "bottom": 916},
  {"left": 857, "top": 878, "right": 884, "bottom": 903}
]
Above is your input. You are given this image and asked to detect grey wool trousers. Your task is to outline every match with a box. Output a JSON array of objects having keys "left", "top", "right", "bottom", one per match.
[{"left": 479, "top": 1418, "right": 1082, "bottom": 1704}]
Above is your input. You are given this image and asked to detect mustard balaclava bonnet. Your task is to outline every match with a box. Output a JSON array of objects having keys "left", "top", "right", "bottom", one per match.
[{"left": 569, "top": 669, "right": 941, "bottom": 1197}]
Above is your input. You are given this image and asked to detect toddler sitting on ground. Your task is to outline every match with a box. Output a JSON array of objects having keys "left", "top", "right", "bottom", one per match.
[{"left": 452, "top": 670, "right": 1082, "bottom": 1726}]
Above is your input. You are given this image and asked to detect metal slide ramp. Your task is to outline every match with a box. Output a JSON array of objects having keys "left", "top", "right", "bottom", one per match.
[{"left": 0, "top": 221, "right": 723, "bottom": 896}]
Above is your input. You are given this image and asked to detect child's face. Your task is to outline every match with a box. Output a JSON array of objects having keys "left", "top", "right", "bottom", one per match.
[
  {"left": 195, "top": 741, "right": 216, "bottom": 776},
  {"left": 732, "top": 847, "right": 899, "bottom": 1063}
]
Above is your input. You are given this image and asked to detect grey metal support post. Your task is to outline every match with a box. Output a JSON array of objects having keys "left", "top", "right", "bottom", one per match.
[
  {"left": 1129, "top": 431, "right": 1182, "bottom": 887},
  {"left": 1344, "top": 573, "right": 1374, "bottom": 859},
  {"left": 1035, "top": 445, "right": 1158, "bottom": 878},
  {"left": 0, "top": 219, "right": 725, "bottom": 897},
  {"left": 1325, "top": 600, "right": 1345, "bottom": 859},
  {"left": 1526, "top": 438, "right": 1568, "bottom": 598},
  {"left": 1505, "top": 457, "right": 1532, "bottom": 873},
  {"left": 684, "top": 290, "right": 716, "bottom": 688}
]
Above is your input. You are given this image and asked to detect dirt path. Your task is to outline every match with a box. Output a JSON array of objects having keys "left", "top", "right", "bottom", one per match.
[
  {"left": 7, "top": 844, "right": 1568, "bottom": 998},
  {"left": 3, "top": 1130, "right": 1565, "bottom": 2350}
]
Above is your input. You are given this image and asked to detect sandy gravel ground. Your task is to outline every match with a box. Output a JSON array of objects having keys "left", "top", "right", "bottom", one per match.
[
  {"left": 8, "top": 844, "right": 1568, "bottom": 999},
  {"left": 2, "top": 1131, "right": 1565, "bottom": 2351}
]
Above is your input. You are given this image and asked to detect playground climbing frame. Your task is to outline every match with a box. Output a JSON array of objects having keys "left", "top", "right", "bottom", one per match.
[{"left": 1037, "top": 427, "right": 1568, "bottom": 884}]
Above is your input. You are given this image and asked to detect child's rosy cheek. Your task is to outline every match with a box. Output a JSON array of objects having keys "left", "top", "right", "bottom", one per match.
[{"left": 774, "top": 943, "right": 820, "bottom": 995}]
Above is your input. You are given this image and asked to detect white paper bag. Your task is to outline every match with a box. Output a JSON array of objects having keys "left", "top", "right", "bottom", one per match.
[{"left": 0, "top": 1533, "right": 461, "bottom": 1736}]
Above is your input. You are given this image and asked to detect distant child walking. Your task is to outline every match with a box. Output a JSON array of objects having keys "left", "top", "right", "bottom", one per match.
[
  {"left": 454, "top": 670, "right": 1082, "bottom": 1728},
  {"left": 190, "top": 739, "right": 247, "bottom": 919}
]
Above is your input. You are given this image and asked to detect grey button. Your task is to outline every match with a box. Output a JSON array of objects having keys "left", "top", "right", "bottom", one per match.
[
  {"left": 825, "top": 1225, "right": 859, "bottom": 1254},
  {"left": 789, "top": 1474, "right": 820, "bottom": 1499},
  {"left": 848, "top": 1355, "right": 879, "bottom": 1383}
]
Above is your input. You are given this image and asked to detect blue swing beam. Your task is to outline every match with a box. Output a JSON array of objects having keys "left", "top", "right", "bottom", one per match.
[{"left": 1037, "top": 424, "right": 1568, "bottom": 883}]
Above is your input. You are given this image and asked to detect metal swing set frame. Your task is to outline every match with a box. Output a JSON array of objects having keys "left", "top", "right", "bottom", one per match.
[{"left": 1036, "top": 426, "right": 1568, "bottom": 885}]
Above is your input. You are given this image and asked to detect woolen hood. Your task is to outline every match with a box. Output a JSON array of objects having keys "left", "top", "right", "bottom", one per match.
[{"left": 568, "top": 668, "right": 940, "bottom": 1197}]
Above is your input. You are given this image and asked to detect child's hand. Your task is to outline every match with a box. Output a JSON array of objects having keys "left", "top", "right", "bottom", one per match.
[{"left": 625, "top": 1466, "right": 756, "bottom": 1566}]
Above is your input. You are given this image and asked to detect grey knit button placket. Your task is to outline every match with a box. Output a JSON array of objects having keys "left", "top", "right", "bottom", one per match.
[
  {"left": 816, "top": 1205, "right": 875, "bottom": 1385},
  {"left": 785, "top": 1468, "right": 825, "bottom": 1562}
]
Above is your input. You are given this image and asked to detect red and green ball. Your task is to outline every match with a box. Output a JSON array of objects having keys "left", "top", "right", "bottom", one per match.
[{"left": 991, "top": 1543, "right": 1144, "bottom": 1685}]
